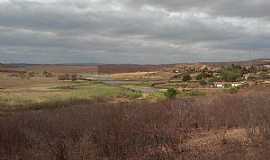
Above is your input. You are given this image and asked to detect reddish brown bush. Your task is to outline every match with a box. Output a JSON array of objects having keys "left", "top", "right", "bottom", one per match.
[{"left": 0, "top": 91, "right": 270, "bottom": 160}]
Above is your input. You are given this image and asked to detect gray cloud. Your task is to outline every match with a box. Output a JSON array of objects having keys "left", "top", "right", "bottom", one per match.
[
  {"left": 0, "top": 0, "right": 269, "bottom": 64},
  {"left": 125, "top": 0, "right": 270, "bottom": 18}
]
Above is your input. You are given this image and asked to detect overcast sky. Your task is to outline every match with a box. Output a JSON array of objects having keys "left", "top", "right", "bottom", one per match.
[{"left": 0, "top": 0, "right": 270, "bottom": 64}]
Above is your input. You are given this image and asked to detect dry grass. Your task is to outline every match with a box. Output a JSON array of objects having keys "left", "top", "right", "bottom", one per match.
[
  {"left": 112, "top": 71, "right": 173, "bottom": 80},
  {"left": 0, "top": 74, "right": 59, "bottom": 89}
]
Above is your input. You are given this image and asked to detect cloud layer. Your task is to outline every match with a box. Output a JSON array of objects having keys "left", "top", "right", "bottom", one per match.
[{"left": 0, "top": 0, "right": 269, "bottom": 64}]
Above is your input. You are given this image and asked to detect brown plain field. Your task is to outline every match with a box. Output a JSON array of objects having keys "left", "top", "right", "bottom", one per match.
[
  {"left": 26, "top": 65, "right": 98, "bottom": 74},
  {"left": 0, "top": 63, "right": 270, "bottom": 160},
  {"left": 0, "top": 64, "right": 98, "bottom": 73}
]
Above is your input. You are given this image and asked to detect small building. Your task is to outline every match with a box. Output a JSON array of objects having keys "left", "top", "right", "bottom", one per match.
[
  {"left": 215, "top": 82, "right": 224, "bottom": 88},
  {"left": 214, "top": 81, "right": 247, "bottom": 88},
  {"left": 232, "top": 83, "right": 242, "bottom": 88}
]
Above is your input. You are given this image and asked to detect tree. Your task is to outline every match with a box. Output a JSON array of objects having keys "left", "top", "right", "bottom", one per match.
[
  {"left": 221, "top": 69, "right": 242, "bottom": 82},
  {"left": 196, "top": 72, "right": 213, "bottom": 80},
  {"left": 220, "top": 65, "right": 243, "bottom": 82},
  {"left": 172, "top": 74, "right": 182, "bottom": 79},
  {"left": 182, "top": 73, "right": 192, "bottom": 82},
  {"left": 199, "top": 80, "right": 207, "bottom": 86},
  {"left": 164, "top": 88, "right": 177, "bottom": 99},
  {"left": 196, "top": 73, "right": 203, "bottom": 80}
]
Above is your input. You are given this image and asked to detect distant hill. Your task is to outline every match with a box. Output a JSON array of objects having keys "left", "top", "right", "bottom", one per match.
[
  {"left": 1, "top": 59, "right": 269, "bottom": 74},
  {"left": 97, "top": 59, "right": 270, "bottom": 73},
  {"left": 97, "top": 64, "right": 174, "bottom": 74},
  {"left": 199, "top": 59, "right": 270, "bottom": 66},
  {"left": 0, "top": 64, "right": 98, "bottom": 74}
]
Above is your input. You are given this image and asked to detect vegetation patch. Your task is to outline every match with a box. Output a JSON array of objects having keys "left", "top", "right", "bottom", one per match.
[
  {"left": 0, "top": 82, "right": 142, "bottom": 110},
  {"left": 1, "top": 92, "right": 270, "bottom": 159},
  {"left": 145, "top": 92, "right": 167, "bottom": 102},
  {"left": 178, "top": 90, "right": 206, "bottom": 97}
]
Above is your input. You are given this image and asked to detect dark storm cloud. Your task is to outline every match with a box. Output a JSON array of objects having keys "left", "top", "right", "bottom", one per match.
[{"left": 0, "top": 0, "right": 269, "bottom": 64}]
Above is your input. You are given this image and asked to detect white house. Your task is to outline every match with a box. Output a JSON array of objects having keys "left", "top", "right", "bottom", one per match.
[
  {"left": 215, "top": 83, "right": 224, "bottom": 88},
  {"left": 232, "top": 83, "right": 241, "bottom": 87}
]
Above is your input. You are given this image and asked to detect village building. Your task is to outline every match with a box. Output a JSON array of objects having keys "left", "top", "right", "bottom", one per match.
[{"left": 214, "top": 82, "right": 224, "bottom": 88}]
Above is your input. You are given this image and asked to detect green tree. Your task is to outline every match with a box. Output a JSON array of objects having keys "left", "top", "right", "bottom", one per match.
[
  {"left": 221, "top": 69, "right": 241, "bottom": 82},
  {"left": 196, "top": 72, "right": 213, "bottom": 80},
  {"left": 220, "top": 65, "right": 242, "bottom": 82},
  {"left": 164, "top": 88, "right": 177, "bottom": 99},
  {"left": 196, "top": 73, "right": 203, "bottom": 80}
]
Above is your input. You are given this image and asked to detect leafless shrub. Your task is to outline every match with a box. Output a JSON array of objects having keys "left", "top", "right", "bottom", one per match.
[
  {"left": 244, "top": 93, "right": 270, "bottom": 144},
  {"left": 71, "top": 74, "right": 78, "bottom": 81},
  {"left": 0, "top": 91, "right": 270, "bottom": 159},
  {"left": 58, "top": 74, "right": 70, "bottom": 80}
]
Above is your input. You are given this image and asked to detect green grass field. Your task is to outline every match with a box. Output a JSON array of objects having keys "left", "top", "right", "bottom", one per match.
[{"left": 0, "top": 78, "right": 142, "bottom": 111}]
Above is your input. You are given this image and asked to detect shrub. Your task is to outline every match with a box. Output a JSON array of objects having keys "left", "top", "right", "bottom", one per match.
[
  {"left": 182, "top": 73, "right": 192, "bottom": 82},
  {"left": 224, "top": 83, "right": 232, "bottom": 88},
  {"left": 71, "top": 74, "right": 78, "bottom": 81},
  {"left": 27, "top": 72, "right": 35, "bottom": 79},
  {"left": 196, "top": 73, "right": 203, "bottom": 80},
  {"left": 125, "top": 91, "right": 142, "bottom": 99},
  {"left": 145, "top": 92, "right": 167, "bottom": 102},
  {"left": 0, "top": 101, "right": 190, "bottom": 160},
  {"left": 196, "top": 72, "right": 212, "bottom": 80},
  {"left": 164, "top": 88, "right": 177, "bottom": 99},
  {"left": 18, "top": 72, "right": 27, "bottom": 79},
  {"left": 43, "top": 70, "right": 53, "bottom": 77},
  {"left": 1, "top": 91, "right": 270, "bottom": 160},
  {"left": 199, "top": 80, "right": 208, "bottom": 86},
  {"left": 58, "top": 74, "right": 70, "bottom": 80},
  {"left": 172, "top": 74, "right": 182, "bottom": 79},
  {"left": 227, "top": 87, "right": 239, "bottom": 94}
]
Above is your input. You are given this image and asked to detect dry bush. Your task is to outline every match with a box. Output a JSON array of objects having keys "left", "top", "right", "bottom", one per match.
[
  {"left": 244, "top": 93, "right": 270, "bottom": 144},
  {"left": 0, "top": 102, "right": 189, "bottom": 160},
  {"left": 0, "top": 91, "right": 270, "bottom": 160},
  {"left": 58, "top": 74, "right": 70, "bottom": 80}
]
